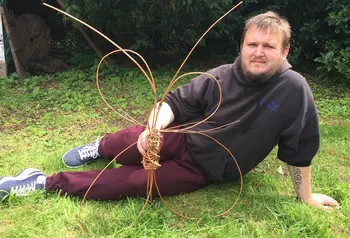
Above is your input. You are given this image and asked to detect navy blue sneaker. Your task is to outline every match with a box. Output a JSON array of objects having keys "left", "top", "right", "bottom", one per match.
[
  {"left": 62, "top": 138, "right": 101, "bottom": 168},
  {"left": 0, "top": 168, "right": 46, "bottom": 201}
]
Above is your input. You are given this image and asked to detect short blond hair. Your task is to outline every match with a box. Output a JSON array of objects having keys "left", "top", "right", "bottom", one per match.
[{"left": 241, "top": 11, "right": 291, "bottom": 50}]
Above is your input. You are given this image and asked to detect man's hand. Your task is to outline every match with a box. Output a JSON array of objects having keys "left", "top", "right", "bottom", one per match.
[
  {"left": 137, "top": 129, "right": 149, "bottom": 156},
  {"left": 303, "top": 193, "right": 340, "bottom": 210},
  {"left": 137, "top": 102, "right": 175, "bottom": 156},
  {"left": 287, "top": 165, "right": 340, "bottom": 210}
]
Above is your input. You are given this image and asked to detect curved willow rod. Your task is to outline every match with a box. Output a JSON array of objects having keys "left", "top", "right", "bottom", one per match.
[
  {"left": 158, "top": 1, "right": 243, "bottom": 102},
  {"left": 137, "top": 71, "right": 223, "bottom": 220},
  {"left": 78, "top": 141, "right": 138, "bottom": 237},
  {"left": 153, "top": 128, "right": 243, "bottom": 219},
  {"left": 43, "top": 1, "right": 244, "bottom": 236},
  {"left": 152, "top": 1, "right": 243, "bottom": 134},
  {"left": 164, "top": 120, "right": 216, "bottom": 131},
  {"left": 163, "top": 119, "right": 240, "bottom": 134},
  {"left": 161, "top": 71, "right": 223, "bottom": 131},
  {"left": 42, "top": 3, "right": 158, "bottom": 107},
  {"left": 96, "top": 49, "right": 158, "bottom": 126}
]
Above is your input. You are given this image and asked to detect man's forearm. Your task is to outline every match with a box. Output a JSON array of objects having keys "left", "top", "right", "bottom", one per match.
[
  {"left": 147, "top": 102, "right": 174, "bottom": 130},
  {"left": 287, "top": 165, "right": 312, "bottom": 201}
]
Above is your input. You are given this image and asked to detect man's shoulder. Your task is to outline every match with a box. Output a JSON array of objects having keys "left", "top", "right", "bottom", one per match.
[
  {"left": 190, "top": 64, "right": 234, "bottom": 83},
  {"left": 207, "top": 63, "right": 233, "bottom": 75},
  {"left": 280, "top": 68, "right": 311, "bottom": 89},
  {"left": 279, "top": 69, "right": 316, "bottom": 111}
]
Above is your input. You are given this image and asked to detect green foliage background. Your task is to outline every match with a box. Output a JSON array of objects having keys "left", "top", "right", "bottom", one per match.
[{"left": 54, "top": 0, "right": 350, "bottom": 81}]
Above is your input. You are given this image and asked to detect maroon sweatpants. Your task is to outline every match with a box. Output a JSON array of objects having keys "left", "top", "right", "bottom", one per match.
[{"left": 46, "top": 125, "right": 209, "bottom": 200}]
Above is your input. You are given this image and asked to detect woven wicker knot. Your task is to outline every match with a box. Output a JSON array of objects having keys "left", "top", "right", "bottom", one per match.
[{"left": 142, "top": 128, "right": 162, "bottom": 170}]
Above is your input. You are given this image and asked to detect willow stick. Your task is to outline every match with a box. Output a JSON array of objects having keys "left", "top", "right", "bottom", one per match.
[{"left": 42, "top": 3, "right": 158, "bottom": 106}]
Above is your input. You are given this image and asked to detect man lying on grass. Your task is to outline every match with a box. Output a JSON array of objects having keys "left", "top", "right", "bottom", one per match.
[{"left": 0, "top": 11, "right": 339, "bottom": 210}]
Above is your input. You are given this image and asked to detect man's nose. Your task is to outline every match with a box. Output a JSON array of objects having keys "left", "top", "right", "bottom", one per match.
[{"left": 254, "top": 45, "right": 264, "bottom": 57}]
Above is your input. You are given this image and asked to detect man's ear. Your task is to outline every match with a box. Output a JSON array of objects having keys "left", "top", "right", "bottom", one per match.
[{"left": 283, "top": 44, "right": 290, "bottom": 60}]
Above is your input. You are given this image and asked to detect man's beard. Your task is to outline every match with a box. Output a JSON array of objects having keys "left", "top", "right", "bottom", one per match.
[{"left": 241, "top": 60, "right": 283, "bottom": 83}]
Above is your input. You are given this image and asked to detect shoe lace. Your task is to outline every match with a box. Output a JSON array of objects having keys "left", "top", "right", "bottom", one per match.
[
  {"left": 78, "top": 139, "right": 100, "bottom": 160},
  {"left": 10, "top": 182, "right": 37, "bottom": 195}
]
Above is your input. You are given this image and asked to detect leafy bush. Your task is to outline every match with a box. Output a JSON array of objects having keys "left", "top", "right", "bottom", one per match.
[
  {"left": 45, "top": 0, "right": 350, "bottom": 83},
  {"left": 61, "top": 0, "right": 245, "bottom": 56},
  {"left": 314, "top": 1, "right": 350, "bottom": 81},
  {"left": 315, "top": 47, "right": 350, "bottom": 80}
]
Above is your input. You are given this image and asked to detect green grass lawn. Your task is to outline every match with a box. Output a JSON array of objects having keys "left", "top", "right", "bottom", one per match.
[{"left": 0, "top": 68, "right": 349, "bottom": 237}]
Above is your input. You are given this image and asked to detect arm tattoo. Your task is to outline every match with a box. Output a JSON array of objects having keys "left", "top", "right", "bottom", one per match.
[{"left": 293, "top": 167, "right": 302, "bottom": 190}]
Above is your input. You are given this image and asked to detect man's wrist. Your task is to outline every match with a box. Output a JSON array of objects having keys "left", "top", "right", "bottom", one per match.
[{"left": 296, "top": 194, "right": 312, "bottom": 203}]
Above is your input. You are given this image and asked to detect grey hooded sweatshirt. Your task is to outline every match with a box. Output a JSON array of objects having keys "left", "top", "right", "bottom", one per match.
[{"left": 164, "top": 56, "right": 320, "bottom": 182}]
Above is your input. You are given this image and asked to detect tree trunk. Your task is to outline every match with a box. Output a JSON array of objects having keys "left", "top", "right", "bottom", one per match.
[
  {"left": 0, "top": 7, "right": 29, "bottom": 79},
  {"left": 0, "top": 8, "right": 7, "bottom": 78},
  {"left": 56, "top": 0, "right": 112, "bottom": 69}
]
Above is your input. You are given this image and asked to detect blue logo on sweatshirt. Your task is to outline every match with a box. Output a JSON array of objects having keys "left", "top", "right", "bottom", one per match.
[{"left": 260, "top": 99, "right": 279, "bottom": 112}]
